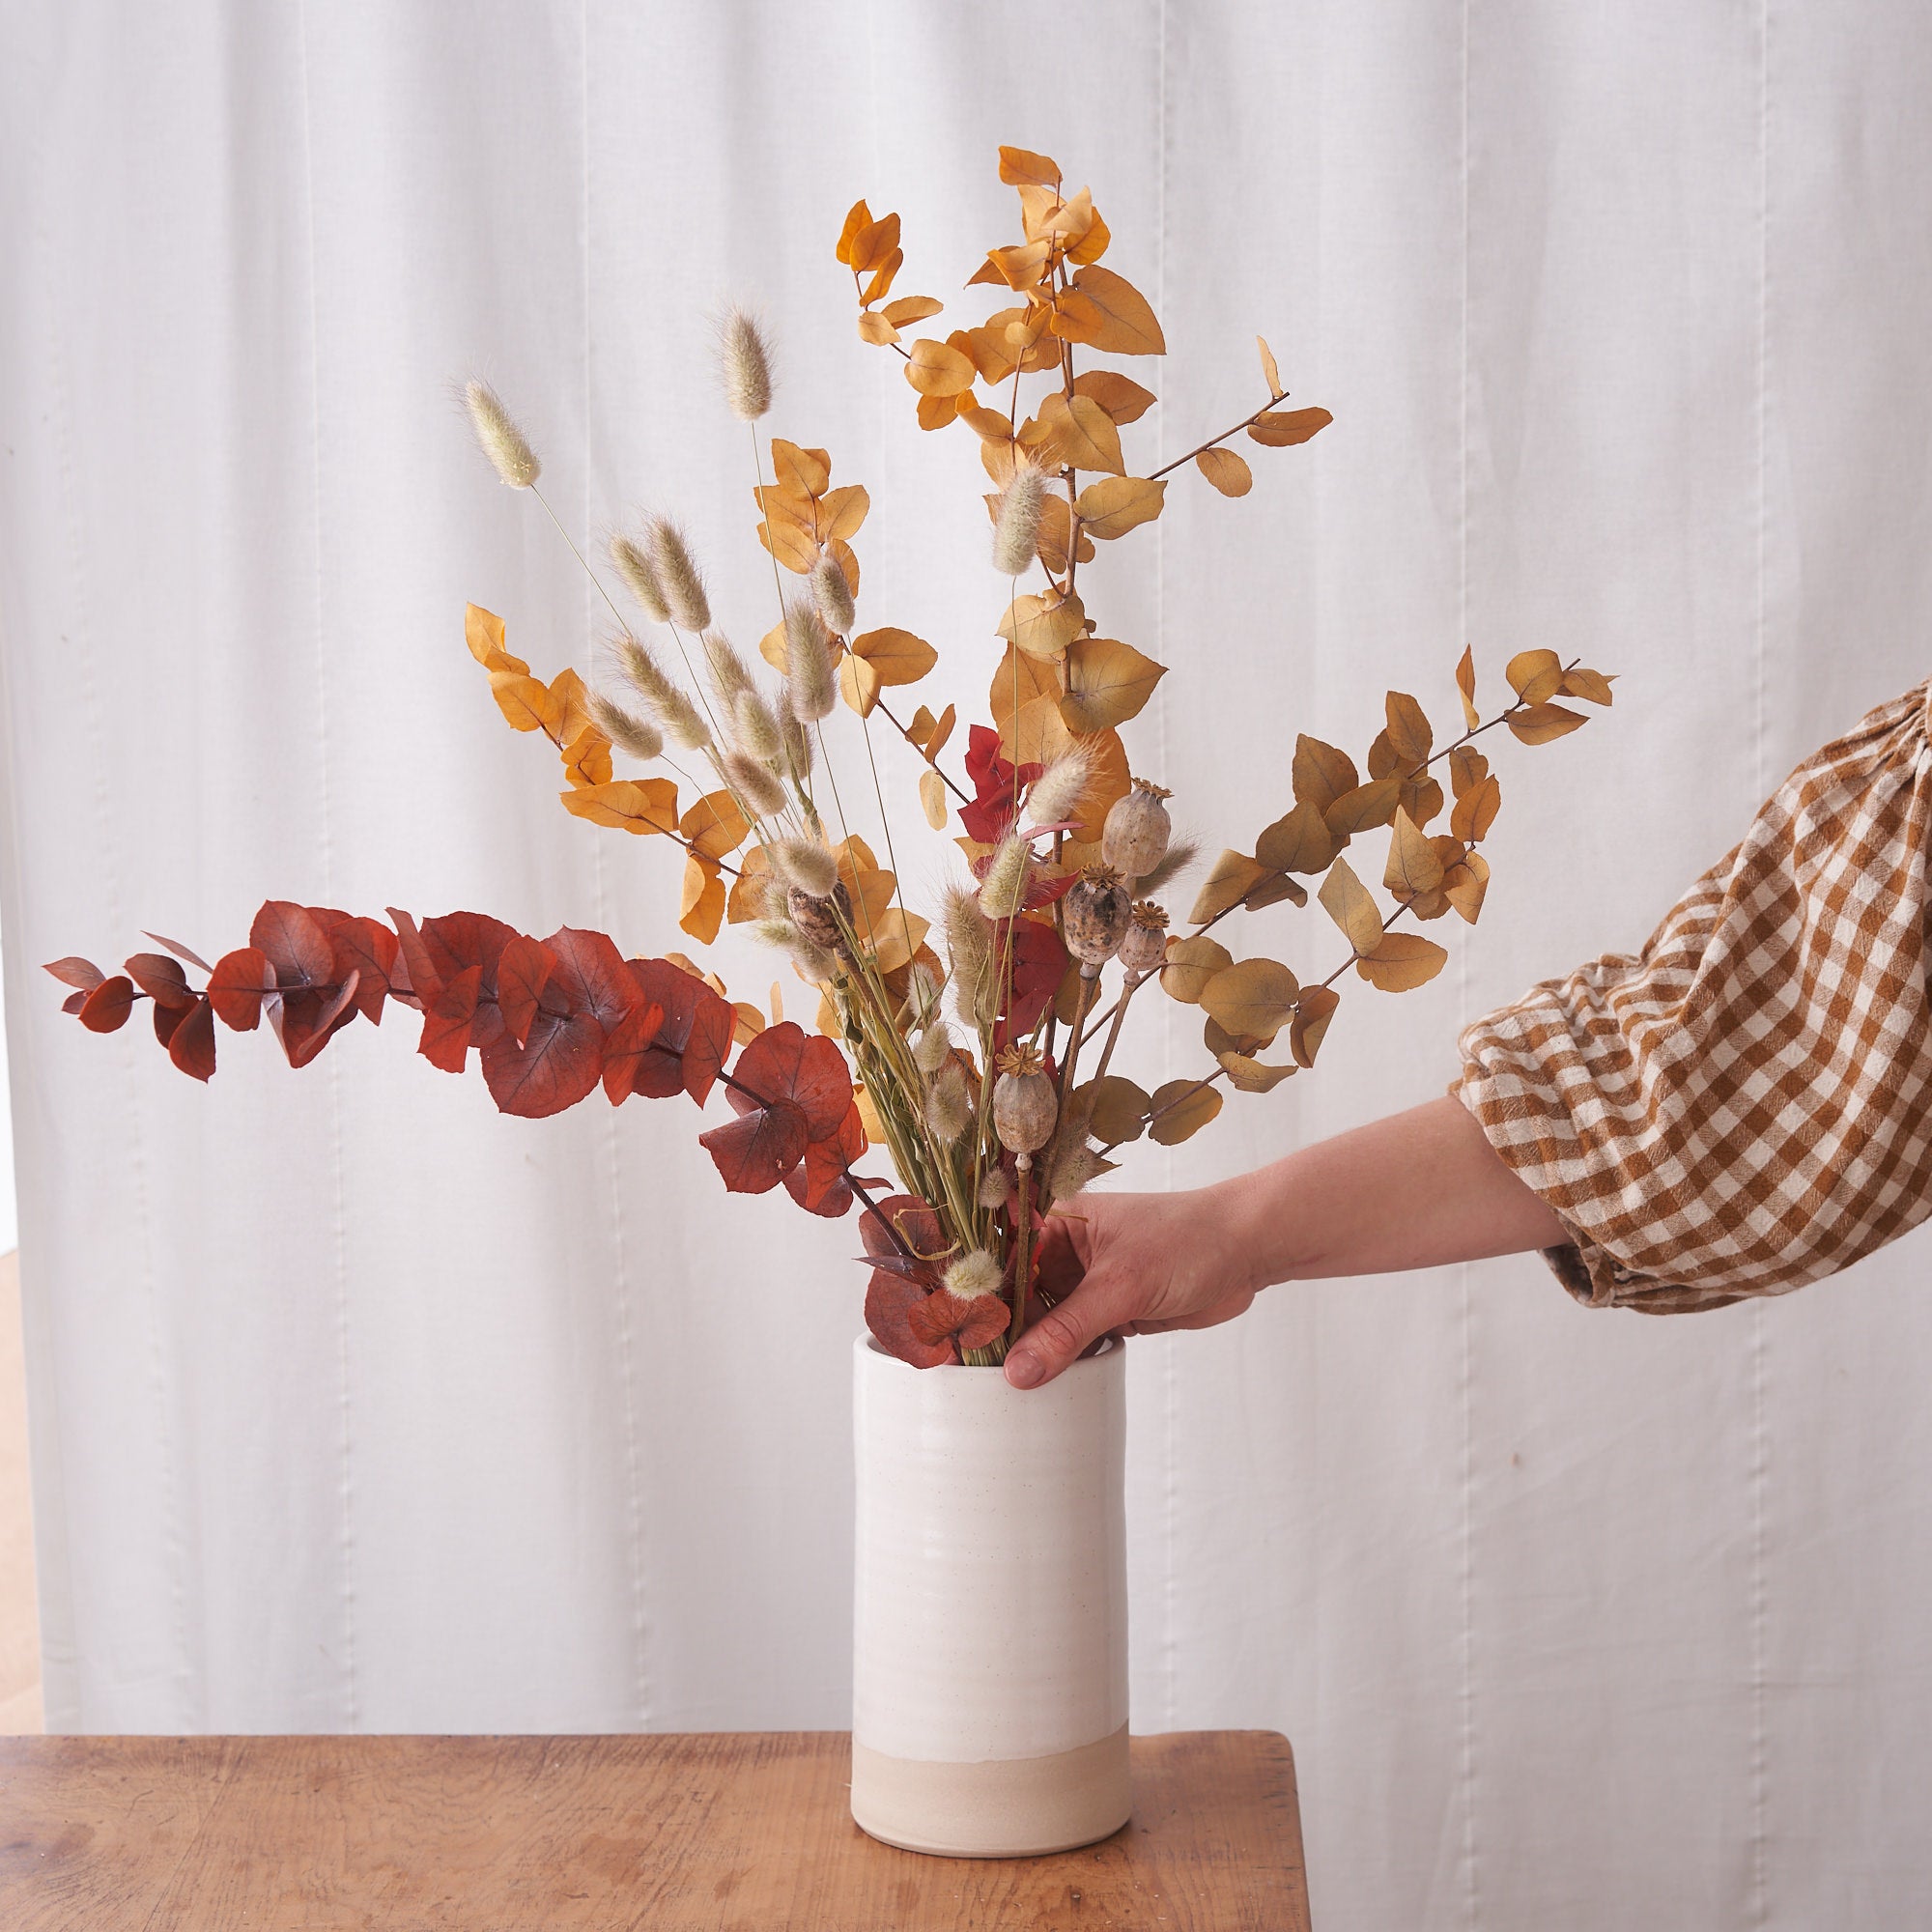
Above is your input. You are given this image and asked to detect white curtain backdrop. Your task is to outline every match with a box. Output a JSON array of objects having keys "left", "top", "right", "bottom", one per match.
[{"left": 5, "top": 3, "right": 1932, "bottom": 1925}]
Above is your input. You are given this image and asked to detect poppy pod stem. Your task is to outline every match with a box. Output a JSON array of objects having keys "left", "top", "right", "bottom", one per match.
[
  {"left": 1054, "top": 965, "right": 1099, "bottom": 1122},
  {"left": 1009, "top": 1153, "right": 1035, "bottom": 1347}
]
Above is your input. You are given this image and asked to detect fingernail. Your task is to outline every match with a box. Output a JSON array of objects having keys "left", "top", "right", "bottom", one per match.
[{"left": 1006, "top": 1350, "right": 1042, "bottom": 1389}]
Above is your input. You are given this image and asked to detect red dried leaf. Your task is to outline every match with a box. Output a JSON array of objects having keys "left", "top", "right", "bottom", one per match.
[
  {"left": 166, "top": 998, "right": 217, "bottom": 1082},
  {"left": 321, "top": 914, "right": 399, "bottom": 1025},
  {"left": 142, "top": 932, "right": 213, "bottom": 972},
  {"left": 250, "top": 901, "right": 333, "bottom": 989},
  {"left": 78, "top": 976, "right": 137, "bottom": 1033},
  {"left": 61, "top": 991, "right": 86, "bottom": 1015},
  {"left": 153, "top": 998, "right": 188, "bottom": 1049},
  {"left": 208, "top": 949, "right": 274, "bottom": 1031},
  {"left": 785, "top": 1099, "right": 866, "bottom": 1216},
  {"left": 387, "top": 909, "right": 439, "bottom": 1007},
  {"left": 865, "top": 1270, "right": 953, "bottom": 1369},
  {"left": 698, "top": 1094, "right": 810, "bottom": 1194},
  {"left": 543, "top": 928, "right": 639, "bottom": 1034},
  {"left": 283, "top": 973, "right": 360, "bottom": 1068},
  {"left": 859, "top": 1193, "right": 947, "bottom": 1278},
  {"left": 126, "top": 952, "right": 195, "bottom": 1010},
  {"left": 480, "top": 927, "right": 641, "bottom": 1120},
  {"left": 43, "top": 957, "right": 105, "bottom": 993},
  {"left": 729, "top": 1021, "right": 853, "bottom": 1139},
  {"left": 601, "top": 998, "right": 667, "bottom": 1103},
  {"left": 496, "top": 934, "right": 554, "bottom": 1049},
  {"left": 959, "top": 724, "right": 1042, "bottom": 845},
  {"left": 907, "top": 1288, "right": 1009, "bottom": 1351},
  {"left": 1000, "top": 916, "right": 1069, "bottom": 1039},
  {"left": 418, "top": 963, "right": 483, "bottom": 1073},
  {"left": 622, "top": 958, "right": 734, "bottom": 1104}
]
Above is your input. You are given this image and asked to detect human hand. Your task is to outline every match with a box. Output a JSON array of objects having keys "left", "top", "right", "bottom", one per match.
[{"left": 1004, "top": 1183, "right": 1262, "bottom": 1389}]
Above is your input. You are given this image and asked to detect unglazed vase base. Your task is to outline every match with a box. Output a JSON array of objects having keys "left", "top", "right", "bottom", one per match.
[{"left": 850, "top": 1724, "right": 1131, "bottom": 1859}]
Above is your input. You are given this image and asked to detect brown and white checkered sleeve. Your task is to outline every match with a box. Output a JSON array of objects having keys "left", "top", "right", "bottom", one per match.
[{"left": 1454, "top": 681, "right": 1932, "bottom": 1313}]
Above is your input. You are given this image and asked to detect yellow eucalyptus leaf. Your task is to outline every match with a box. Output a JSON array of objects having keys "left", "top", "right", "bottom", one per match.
[
  {"left": 1056, "top": 264, "right": 1167, "bottom": 355},
  {"left": 1059, "top": 637, "right": 1166, "bottom": 732},
  {"left": 1356, "top": 932, "right": 1448, "bottom": 992},
  {"left": 1246, "top": 407, "right": 1332, "bottom": 446},
  {"left": 1318, "top": 856, "right": 1384, "bottom": 956},
  {"left": 1035, "top": 391, "right": 1125, "bottom": 474},
  {"left": 489, "top": 670, "right": 557, "bottom": 735},
  {"left": 1290, "top": 985, "right": 1341, "bottom": 1067},
  {"left": 1201, "top": 958, "right": 1300, "bottom": 1042},
  {"left": 1085, "top": 1074, "right": 1151, "bottom": 1146},
  {"left": 678, "top": 855, "right": 726, "bottom": 944},
  {"left": 1561, "top": 667, "right": 1615, "bottom": 705},
  {"left": 1257, "top": 335, "right": 1284, "bottom": 397},
  {"left": 919, "top": 767, "right": 948, "bottom": 830},
  {"left": 995, "top": 584, "right": 1086, "bottom": 659},
  {"left": 557, "top": 778, "right": 679, "bottom": 837},
  {"left": 882, "top": 295, "right": 944, "bottom": 327},
  {"left": 1161, "top": 934, "right": 1234, "bottom": 1005},
  {"left": 1195, "top": 447, "right": 1253, "bottom": 497},
  {"left": 1384, "top": 691, "right": 1433, "bottom": 765},
  {"left": 1148, "top": 1078, "right": 1223, "bottom": 1146},
  {"left": 1188, "top": 850, "right": 1267, "bottom": 924},
  {"left": 905, "top": 337, "right": 977, "bottom": 397},
  {"left": 1449, "top": 774, "right": 1501, "bottom": 843},
  {"left": 858, "top": 312, "right": 899, "bottom": 347},
  {"left": 1455, "top": 643, "right": 1480, "bottom": 731},
  {"left": 1443, "top": 851, "right": 1491, "bottom": 923},
  {"left": 1505, "top": 649, "right": 1565, "bottom": 704},
  {"left": 1291, "top": 735, "right": 1358, "bottom": 815},
  {"left": 1255, "top": 800, "right": 1335, "bottom": 875},
  {"left": 680, "top": 790, "right": 751, "bottom": 861},
  {"left": 1219, "top": 1052, "right": 1297, "bottom": 1094},
  {"left": 998, "top": 145, "right": 1062, "bottom": 187},
  {"left": 1383, "top": 808, "right": 1444, "bottom": 897},
  {"left": 1507, "top": 701, "right": 1588, "bottom": 746},
  {"left": 1073, "top": 475, "right": 1166, "bottom": 541},
  {"left": 1325, "top": 777, "right": 1402, "bottom": 837},
  {"left": 1073, "top": 370, "right": 1156, "bottom": 424}
]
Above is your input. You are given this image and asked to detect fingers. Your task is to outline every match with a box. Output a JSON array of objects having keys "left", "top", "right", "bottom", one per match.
[
  {"left": 1005, "top": 1264, "right": 1139, "bottom": 1389},
  {"left": 1031, "top": 1216, "right": 1088, "bottom": 1306}
]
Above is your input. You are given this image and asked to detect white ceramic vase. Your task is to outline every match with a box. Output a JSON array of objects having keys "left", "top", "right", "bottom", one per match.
[{"left": 849, "top": 1332, "right": 1130, "bottom": 1858}]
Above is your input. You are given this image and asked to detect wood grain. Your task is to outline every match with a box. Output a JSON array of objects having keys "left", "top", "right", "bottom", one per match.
[{"left": 0, "top": 1730, "right": 1308, "bottom": 1930}]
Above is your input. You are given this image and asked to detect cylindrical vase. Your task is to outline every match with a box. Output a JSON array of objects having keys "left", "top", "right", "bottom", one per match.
[{"left": 850, "top": 1332, "right": 1130, "bottom": 1858}]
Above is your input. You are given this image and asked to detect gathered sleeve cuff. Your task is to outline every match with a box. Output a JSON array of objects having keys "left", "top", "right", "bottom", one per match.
[{"left": 1452, "top": 682, "right": 1932, "bottom": 1314}]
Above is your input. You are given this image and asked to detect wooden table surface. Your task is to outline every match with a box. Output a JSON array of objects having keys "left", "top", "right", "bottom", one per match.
[{"left": 0, "top": 1729, "right": 1308, "bottom": 1931}]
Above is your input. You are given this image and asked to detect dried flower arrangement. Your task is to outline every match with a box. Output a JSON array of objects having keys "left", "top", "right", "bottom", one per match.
[{"left": 47, "top": 145, "right": 1611, "bottom": 1369}]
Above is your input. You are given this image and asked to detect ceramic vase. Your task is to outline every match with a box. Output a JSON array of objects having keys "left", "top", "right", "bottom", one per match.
[{"left": 849, "top": 1332, "right": 1130, "bottom": 1858}]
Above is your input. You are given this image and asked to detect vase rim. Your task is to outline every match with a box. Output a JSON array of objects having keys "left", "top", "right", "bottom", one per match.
[{"left": 856, "top": 1332, "right": 1121, "bottom": 1372}]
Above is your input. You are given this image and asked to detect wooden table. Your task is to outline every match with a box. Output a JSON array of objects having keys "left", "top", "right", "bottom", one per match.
[{"left": 0, "top": 1730, "right": 1308, "bottom": 1930}]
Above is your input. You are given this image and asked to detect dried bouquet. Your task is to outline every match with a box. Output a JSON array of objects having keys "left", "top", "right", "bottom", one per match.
[{"left": 48, "top": 145, "right": 1611, "bottom": 1368}]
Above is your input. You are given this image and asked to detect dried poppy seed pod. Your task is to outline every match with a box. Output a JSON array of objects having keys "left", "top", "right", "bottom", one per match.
[
  {"left": 1101, "top": 781, "right": 1174, "bottom": 879},
  {"left": 944, "top": 1250, "right": 1005, "bottom": 1302},
  {"left": 1119, "top": 899, "right": 1170, "bottom": 978},
  {"left": 1063, "top": 866, "right": 1133, "bottom": 970},
  {"left": 464, "top": 380, "right": 540, "bottom": 488},
  {"left": 992, "top": 1043, "right": 1058, "bottom": 1155},
  {"left": 786, "top": 881, "right": 851, "bottom": 952},
  {"left": 810, "top": 552, "right": 856, "bottom": 637}
]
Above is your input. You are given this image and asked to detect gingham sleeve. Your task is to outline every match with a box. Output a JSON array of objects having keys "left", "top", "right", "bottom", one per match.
[{"left": 1453, "top": 681, "right": 1932, "bottom": 1313}]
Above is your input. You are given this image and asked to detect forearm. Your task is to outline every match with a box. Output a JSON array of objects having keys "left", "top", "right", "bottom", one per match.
[{"left": 1212, "top": 1095, "right": 1570, "bottom": 1289}]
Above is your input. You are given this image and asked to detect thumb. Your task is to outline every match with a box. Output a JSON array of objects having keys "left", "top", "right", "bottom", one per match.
[{"left": 1005, "top": 1263, "right": 1135, "bottom": 1390}]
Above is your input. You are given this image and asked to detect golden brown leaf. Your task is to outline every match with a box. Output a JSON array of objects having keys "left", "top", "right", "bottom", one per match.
[
  {"left": 1059, "top": 637, "right": 1165, "bottom": 732},
  {"left": 1449, "top": 774, "right": 1500, "bottom": 842},
  {"left": 1383, "top": 808, "right": 1444, "bottom": 897},
  {"left": 1034, "top": 495, "right": 1096, "bottom": 575},
  {"left": 1505, "top": 649, "right": 1564, "bottom": 704},
  {"left": 998, "top": 145, "right": 1062, "bottom": 187},
  {"left": 1507, "top": 701, "right": 1587, "bottom": 746},
  {"left": 1318, "top": 856, "right": 1383, "bottom": 955},
  {"left": 1219, "top": 1052, "right": 1297, "bottom": 1093},
  {"left": 882, "top": 295, "right": 943, "bottom": 327},
  {"left": 1384, "top": 691, "right": 1433, "bottom": 765},
  {"left": 465, "top": 603, "right": 525, "bottom": 673},
  {"left": 1290, "top": 985, "right": 1340, "bottom": 1067},
  {"left": 489, "top": 671, "right": 557, "bottom": 735},
  {"left": 1244, "top": 871, "right": 1308, "bottom": 911},
  {"left": 988, "top": 240, "right": 1053, "bottom": 290},
  {"left": 1073, "top": 475, "right": 1165, "bottom": 541},
  {"left": 1086, "top": 1074, "right": 1151, "bottom": 1146},
  {"left": 1258, "top": 335, "right": 1283, "bottom": 397},
  {"left": 851, "top": 627, "right": 937, "bottom": 687},
  {"left": 1247, "top": 407, "right": 1332, "bottom": 447},
  {"left": 858, "top": 312, "right": 899, "bottom": 347},
  {"left": 679, "top": 855, "right": 726, "bottom": 943},
  {"left": 1161, "top": 934, "right": 1234, "bottom": 1004},
  {"left": 557, "top": 778, "right": 679, "bottom": 837},
  {"left": 859, "top": 250, "right": 902, "bottom": 307},
  {"left": 1055, "top": 265, "right": 1167, "bottom": 355},
  {"left": 959, "top": 404, "right": 1014, "bottom": 441},
  {"left": 989, "top": 644, "right": 1065, "bottom": 765},
  {"left": 1356, "top": 932, "right": 1448, "bottom": 992},
  {"left": 1189, "top": 851, "right": 1268, "bottom": 924},
  {"left": 1455, "top": 643, "right": 1479, "bottom": 731},
  {"left": 915, "top": 389, "right": 961, "bottom": 431},
  {"left": 1201, "top": 958, "right": 1299, "bottom": 1042},
  {"left": 559, "top": 726, "right": 611, "bottom": 791},
  {"left": 836, "top": 200, "right": 872, "bottom": 268},
  {"left": 1073, "top": 370, "right": 1156, "bottom": 424},
  {"left": 1292, "top": 735, "right": 1358, "bottom": 816},
  {"left": 731, "top": 1001, "right": 765, "bottom": 1046},
  {"left": 904, "top": 338, "right": 976, "bottom": 397},
  {"left": 1050, "top": 722, "right": 1130, "bottom": 843},
  {"left": 819, "top": 484, "right": 870, "bottom": 542},
  {"left": 1196, "top": 447, "right": 1253, "bottom": 497},
  {"left": 1148, "top": 1078, "right": 1223, "bottom": 1146},
  {"left": 1066, "top": 208, "right": 1111, "bottom": 266},
  {"left": 1561, "top": 666, "right": 1615, "bottom": 705},
  {"left": 1325, "top": 777, "right": 1402, "bottom": 836},
  {"left": 1035, "top": 392, "right": 1125, "bottom": 474},
  {"left": 680, "top": 790, "right": 751, "bottom": 861},
  {"left": 1443, "top": 851, "right": 1491, "bottom": 923},
  {"left": 772, "top": 440, "right": 831, "bottom": 498},
  {"left": 1448, "top": 744, "right": 1490, "bottom": 797},
  {"left": 996, "top": 584, "right": 1086, "bottom": 659},
  {"left": 908, "top": 702, "right": 957, "bottom": 760},
  {"left": 1255, "top": 801, "right": 1335, "bottom": 875},
  {"left": 726, "top": 847, "right": 774, "bottom": 925},
  {"left": 919, "top": 767, "right": 948, "bottom": 829}
]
